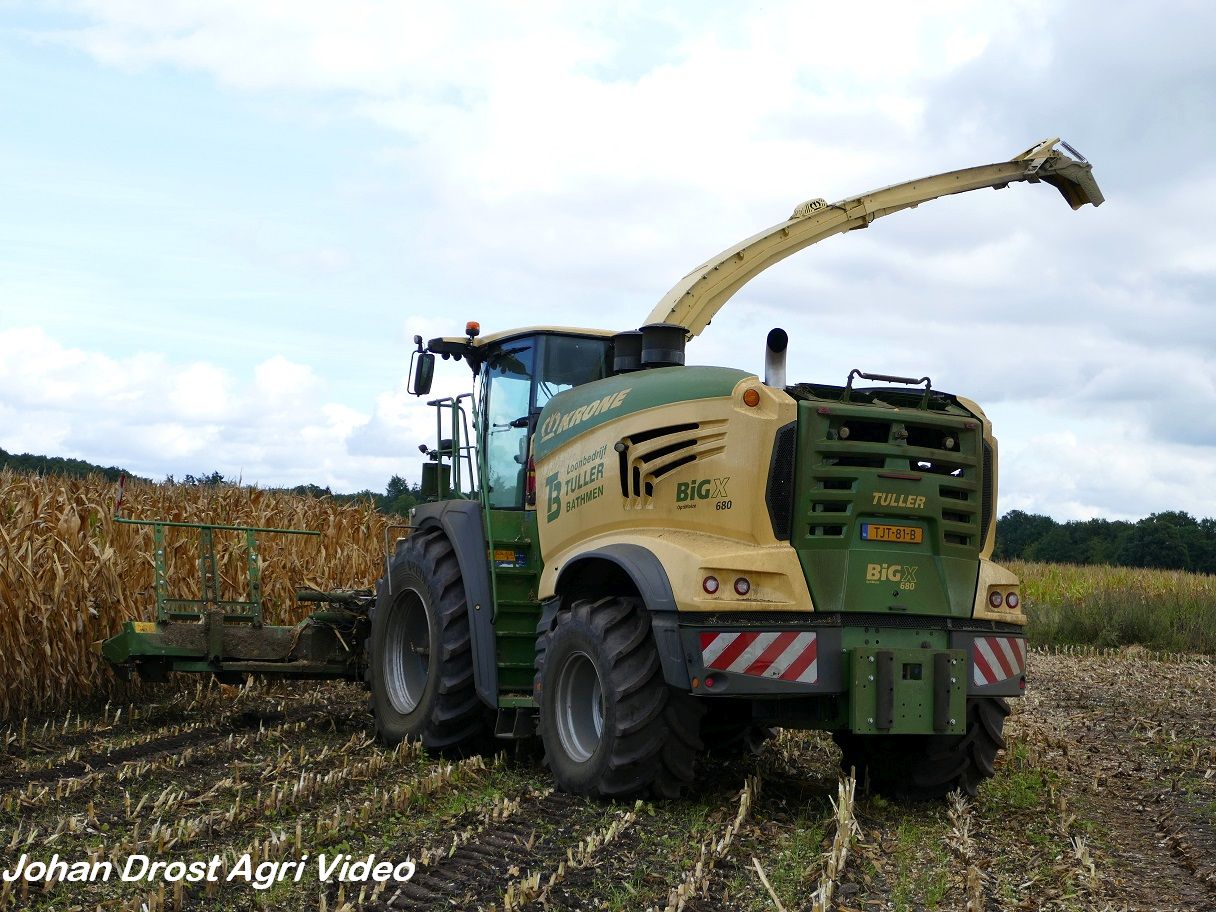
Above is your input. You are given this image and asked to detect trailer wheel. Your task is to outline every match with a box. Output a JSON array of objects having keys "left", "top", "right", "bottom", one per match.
[
  {"left": 535, "top": 596, "right": 703, "bottom": 799},
  {"left": 368, "top": 528, "right": 486, "bottom": 754},
  {"left": 834, "top": 697, "right": 1010, "bottom": 799}
]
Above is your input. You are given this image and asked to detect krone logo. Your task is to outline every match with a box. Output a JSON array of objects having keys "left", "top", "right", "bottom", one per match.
[{"left": 539, "top": 389, "right": 631, "bottom": 442}]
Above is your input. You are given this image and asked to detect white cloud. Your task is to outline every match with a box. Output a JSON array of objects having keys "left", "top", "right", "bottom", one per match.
[
  {"left": 0, "top": 325, "right": 421, "bottom": 491},
  {"left": 9, "top": 1, "right": 1216, "bottom": 521},
  {"left": 996, "top": 418, "right": 1216, "bottom": 522}
]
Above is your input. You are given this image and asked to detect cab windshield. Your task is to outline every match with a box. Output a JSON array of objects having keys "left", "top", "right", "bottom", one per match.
[{"left": 480, "top": 334, "right": 610, "bottom": 509}]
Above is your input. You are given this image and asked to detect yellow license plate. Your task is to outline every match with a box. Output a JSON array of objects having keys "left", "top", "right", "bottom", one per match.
[{"left": 861, "top": 523, "right": 923, "bottom": 543}]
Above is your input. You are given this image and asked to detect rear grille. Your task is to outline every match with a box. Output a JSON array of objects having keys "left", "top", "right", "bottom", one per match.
[
  {"left": 980, "top": 441, "right": 994, "bottom": 550},
  {"left": 804, "top": 407, "right": 980, "bottom": 551},
  {"left": 766, "top": 422, "right": 797, "bottom": 540},
  {"left": 617, "top": 421, "right": 728, "bottom": 506}
]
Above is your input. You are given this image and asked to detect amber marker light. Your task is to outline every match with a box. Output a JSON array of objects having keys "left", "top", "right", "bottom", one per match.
[
  {"left": 466, "top": 321, "right": 481, "bottom": 337},
  {"left": 742, "top": 388, "right": 760, "bottom": 407}
]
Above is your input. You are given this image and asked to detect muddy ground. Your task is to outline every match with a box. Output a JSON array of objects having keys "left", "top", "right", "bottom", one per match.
[{"left": 1, "top": 648, "right": 1212, "bottom": 912}]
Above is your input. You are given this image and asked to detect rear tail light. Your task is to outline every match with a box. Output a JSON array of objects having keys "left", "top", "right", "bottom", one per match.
[
  {"left": 1006, "top": 592, "right": 1020, "bottom": 610},
  {"left": 702, "top": 576, "right": 719, "bottom": 594},
  {"left": 988, "top": 590, "right": 1004, "bottom": 609},
  {"left": 733, "top": 577, "right": 751, "bottom": 596}
]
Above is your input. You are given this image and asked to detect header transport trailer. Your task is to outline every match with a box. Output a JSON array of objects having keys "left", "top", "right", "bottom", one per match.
[{"left": 104, "top": 138, "right": 1102, "bottom": 799}]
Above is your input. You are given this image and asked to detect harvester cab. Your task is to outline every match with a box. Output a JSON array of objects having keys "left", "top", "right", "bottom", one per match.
[{"left": 105, "top": 138, "right": 1103, "bottom": 800}]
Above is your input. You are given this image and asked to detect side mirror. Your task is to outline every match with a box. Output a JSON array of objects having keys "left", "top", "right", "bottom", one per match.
[{"left": 408, "top": 347, "right": 435, "bottom": 396}]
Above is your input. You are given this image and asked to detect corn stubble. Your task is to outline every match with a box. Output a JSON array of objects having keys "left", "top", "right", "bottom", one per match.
[{"left": 0, "top": 470, "right": 390, "bottom": 718}]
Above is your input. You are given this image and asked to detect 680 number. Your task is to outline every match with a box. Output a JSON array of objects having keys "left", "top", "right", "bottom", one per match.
[{"left": 715, "top": 500, "right": 733, "bottom": 511}]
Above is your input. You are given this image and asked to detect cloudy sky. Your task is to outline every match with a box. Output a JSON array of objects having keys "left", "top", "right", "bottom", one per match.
[{"left": 1, "top": 1, "right": 1213, "bottom": 520}]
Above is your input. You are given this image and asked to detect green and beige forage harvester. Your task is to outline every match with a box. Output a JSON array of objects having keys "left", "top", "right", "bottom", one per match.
[{"left": 104, "top": 138, "right": 1102, "bottom": 798}]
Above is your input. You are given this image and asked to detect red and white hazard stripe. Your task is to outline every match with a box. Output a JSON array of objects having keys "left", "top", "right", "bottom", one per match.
[
  {"left": 699, "top": 631, "right": 819, "bottom": 684},
  {"left": 971, "top": 636, "right": 1025, "bottom": 686}
]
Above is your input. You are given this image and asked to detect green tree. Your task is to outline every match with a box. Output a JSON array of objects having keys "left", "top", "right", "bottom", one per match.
[
  {"left": 1195, "top": 518, "right": 1216, "bottom": 574},
  {"left": 994, "top": 510, "right": 1057, "bottom": 560},
  {"left": 182, "top": 471, "right": 228, "bottom": 486},
  {"left": 383, "top": 474, "right": 422, "bottom": 516},
  {"left": 0, "top": 445, "right": 136, "bottom": 483},
  {"left": 1027, "top": 525, "right": 1091, "bottom": 564},
  {"left": 1116, "top": 515, "right": 1190, "bottom": 570}
]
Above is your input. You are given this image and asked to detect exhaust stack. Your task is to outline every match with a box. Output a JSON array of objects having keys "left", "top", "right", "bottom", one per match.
[{"left": 764, "top": 327, "right": 788, "bottom": 387}]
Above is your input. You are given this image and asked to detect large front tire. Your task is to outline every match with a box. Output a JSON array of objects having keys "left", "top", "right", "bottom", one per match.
[
  {"left": 834, "top": 697, "right": 1010, "bottom": 799},
  {"left": 535, "top": 596, "right": 703, "bottom": 799},
  {"left": 367, "top": 529, "right": 487, "bottom": 754}
]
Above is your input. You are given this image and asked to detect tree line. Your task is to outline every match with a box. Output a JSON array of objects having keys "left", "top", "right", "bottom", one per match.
[
  {"left": 0, "top": 446, "right": 137, "bottom": 484},
  {"left": 995, "top": 510, "right": 1216, "bottom": 574},
  {"left": 1, "top": 447, "right": 423, "bottom": 518}
]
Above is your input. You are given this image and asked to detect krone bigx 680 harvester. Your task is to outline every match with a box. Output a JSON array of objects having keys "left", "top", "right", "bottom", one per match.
[{"left": 105, "top": 138, "right": 1102, "bottom": 799}]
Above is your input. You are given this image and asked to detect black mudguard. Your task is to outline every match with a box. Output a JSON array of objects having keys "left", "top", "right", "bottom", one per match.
[
  {"left": 408, "top": 501, "right": 497, "bottom": 707},
  {"left": 554, "top": 543, "right": 690, "bottom": 690}
]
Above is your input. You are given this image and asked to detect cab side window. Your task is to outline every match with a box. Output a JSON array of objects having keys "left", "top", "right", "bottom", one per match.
[{"left": 483, "top": 342, "right": 535, "bottom": 509}]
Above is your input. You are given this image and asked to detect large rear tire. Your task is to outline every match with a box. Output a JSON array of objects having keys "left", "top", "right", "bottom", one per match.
[
  {"left": 367, "top": 528, "right": 487, "bottom": 754},
  {"left": 834, "top": 697, "right": 1010, "bottom": 799},
  {"left": 535, "top": 596, "right": 703, "bottom": 799}
]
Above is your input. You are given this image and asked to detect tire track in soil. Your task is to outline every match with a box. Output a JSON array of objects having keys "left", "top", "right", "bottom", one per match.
[
  {"left": 0, "top": 702, "right": 189, "bottom": 769},
  {"left": 366, "top": 790, "right": 613, "bottom": 910},
  {"left": 679, "top": 799, "right": 794, "bottom": 912},
  {"left": 214, "top": 767, "right": 535, "bottom": 911},
  {"left": 16, "top": 736, "right": 436, "bottom": 911},
  {"left": 676, "top": 744, "right": 836, "bottom": 912},
  {"left": 0, "top": 681, "right": 364, "bottom": 773},
  {"left": 541, "top": 789, "right": 749, "bottom": 911},
  {"left": 6, "top": 712, "right": 367, "bottom": 830},
  {"left": 0, "top": 702, "right": 364, "bottom": 792},
  {"left": 1023, "top": 651, "right": 1216, "bottom": 911}
]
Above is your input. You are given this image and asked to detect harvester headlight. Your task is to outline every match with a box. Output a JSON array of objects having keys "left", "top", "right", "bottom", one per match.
[
  {"left": 839, "top": 426, "right": 851, "bottom": 439},
  {"left": 733, "top": 577, "right": 751, "bottom": 596},
  {"left": 988, "top": 590, "right": 1004, "bottom": 609},
  {"left": 1006, "top": 592, "right": 1020, "bottom": 610},
  {"left": 702, "top": 576, "right": 720, "bottom": 595}
]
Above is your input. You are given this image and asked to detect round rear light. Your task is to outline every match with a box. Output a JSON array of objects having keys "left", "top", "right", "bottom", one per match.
[
  {"left": 703, "top": 576, "right": 719, "bottom": 594},
  {"left": 733, "top": 577, "right": 751, "bottom": 596},
  {"left": 988, "top": 590, "right": 1004, "bottom": 609},
  {"left": 1006, "top": 592, "right": 1020, "bottom": 610}
]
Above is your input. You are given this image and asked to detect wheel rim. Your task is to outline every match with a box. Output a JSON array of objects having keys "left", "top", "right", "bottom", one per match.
[
  {"left": 384, "top": 589, "right": 431, "bottom": 714},
  {"left": 553, "top": 650, "right": 604, "bottom": 763}
]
